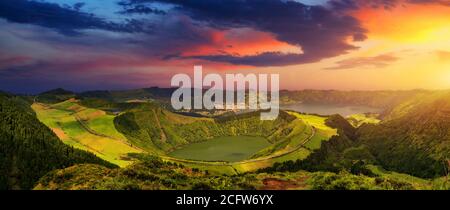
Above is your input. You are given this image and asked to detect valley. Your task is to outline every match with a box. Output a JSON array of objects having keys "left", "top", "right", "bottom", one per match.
[
  {"left": 1, "top": 88, "right": 449, "bottom": 190},
  {"left": 29, "top": 94, "right": 337, "bottom": 175}
]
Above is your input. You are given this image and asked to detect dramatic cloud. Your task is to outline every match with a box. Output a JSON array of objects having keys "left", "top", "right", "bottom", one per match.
[
  {"left": 138, "top": 0, "right": 368, "bottom": 66},
  {"left": 4, "top": 0, "right": 440, "bottom": 67},
  {"left": 0, "top": 0, "right": 144, "bottom": 36},
  {"left": 327, "top": 0, "right": 399, "bottom": 11},
  {"left": 325, "top": 53, "right": 399, "bottom": 70},
  {"left": 118, "top": 1, "right": 167, "bottom": 15}
]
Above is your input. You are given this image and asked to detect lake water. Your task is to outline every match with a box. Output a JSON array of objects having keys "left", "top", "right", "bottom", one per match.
[
  {"left": 169, "top": 136, "right": 270, "bottom": 162},
  {"left": 281, "top": 103, "right": 382, "bottom": 116}
]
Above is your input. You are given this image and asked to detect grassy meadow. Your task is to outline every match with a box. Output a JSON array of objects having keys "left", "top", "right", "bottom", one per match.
[
  {"left": 288, "top": 112, "right": 337, "bottom": 150},
  {"left": 346, "top": 113, "right": 381, "bottom": 127},
  {"left": 169, "top": 136, "right": 271, "bottom": 162},
  {"left": 32, "top": 100, "right": 142, "bottom": 167}
]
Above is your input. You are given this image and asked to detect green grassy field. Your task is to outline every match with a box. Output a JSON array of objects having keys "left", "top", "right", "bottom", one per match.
[
  {"left": 32, "top": 100, "right": 142, "bottom": 167},
  {"left": 288, "top": 112, "right": 337, "bottom": 150},
  {"left": 169, "top": 136, "right": 271, "bottom": 162},
  {"left": 346, "top": 113, "right": 381, "bottom": 127}
]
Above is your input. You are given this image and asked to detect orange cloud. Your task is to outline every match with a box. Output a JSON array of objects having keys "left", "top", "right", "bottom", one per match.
[{"left": 181, "top": 28, "right": 302, "bottom": 57}]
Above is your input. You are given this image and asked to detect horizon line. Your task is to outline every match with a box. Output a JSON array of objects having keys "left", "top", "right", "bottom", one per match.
[{"left": 1, "top": 86, "right": 446, "bottom": 96}]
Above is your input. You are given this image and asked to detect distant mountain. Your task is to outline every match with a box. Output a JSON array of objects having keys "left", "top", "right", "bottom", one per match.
[
  {"left": 40, "top": 88, "right": 74, "bottom": 95},
  {"left": 78, "top": 87, "right": 176, "bottom": 103},
  {"left": 32, "top": 87, "right": 429, "bottom": 114},
  {"left": 280, "top": 89, "right": 427, "bottom": 111},
  {"left": 36, "top": 88, "right": 76, "bottom": 104},
  {"left": 0, "top": 92, "right": 116, "bottom": 189}
]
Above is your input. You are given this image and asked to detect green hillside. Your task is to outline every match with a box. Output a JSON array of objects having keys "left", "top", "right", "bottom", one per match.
[
  {"left": 35, "top": 88, "right": 76, "bottom": 104},
  {"left": 263, "top": 91, "right": 450, "bottom": 182},
  {"left": 346, "top": 113, "right": 380, "bottom": 127},
  {"left": 34, "top": 154, "right": 443, "bottom": 190},
  {"left": 32, "top": 99, "right": 142, "bottom": 167},
  {"left": 0, "top": 92, "right": 116, "bottom": 190},
  {"left": 356, "top": 91, "right": 450, "bottom": 178}
]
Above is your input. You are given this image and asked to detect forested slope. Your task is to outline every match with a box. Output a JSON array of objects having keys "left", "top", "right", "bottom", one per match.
[{"left": 0, "top": 92, "right": 116, "bottom": 189}]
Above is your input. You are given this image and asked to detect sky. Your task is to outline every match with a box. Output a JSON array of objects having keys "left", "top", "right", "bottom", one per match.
[{"left": 0, "top": 0, "right": 449, "bottom": 93}]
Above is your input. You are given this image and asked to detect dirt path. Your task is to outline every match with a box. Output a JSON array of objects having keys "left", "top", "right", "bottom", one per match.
[
  {"left": 152, "top": 109, "right": 167, "bottom": 143},
  {"left": 73, "top": 113, "right": 142, "bottom": 151},
  {"left": 74, "top": 114, "right": 118, "bottom": 140},
  {"left": 260, "top": 176, "right": 309, "bottom": 190}
]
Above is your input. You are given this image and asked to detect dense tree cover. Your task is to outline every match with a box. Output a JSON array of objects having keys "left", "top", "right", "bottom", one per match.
[
  {"left": 0, "top": 92, "right": 116, "bottom": 189},
  {"left": 355, "top": 92, "right": 450, "bottom": 178},
  {"left": 308, "top": 171, "right": 417, "bottom": 190}
]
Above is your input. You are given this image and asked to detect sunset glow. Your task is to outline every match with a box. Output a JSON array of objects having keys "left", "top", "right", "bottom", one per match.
[{"left": 0, "top": 0, "right": 449, "bottom": 93}]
